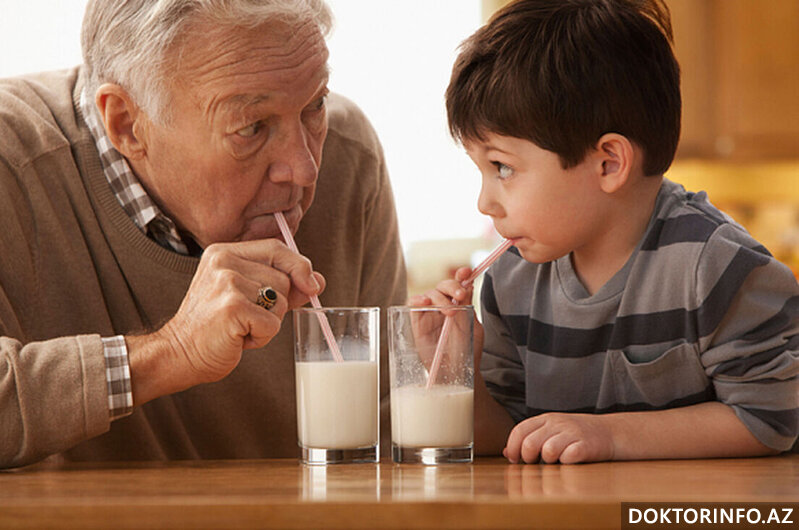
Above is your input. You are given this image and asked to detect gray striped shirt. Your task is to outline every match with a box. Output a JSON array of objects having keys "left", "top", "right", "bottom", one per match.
[{"left": 481, "top": 179, "right": 799, "bottom": 451}]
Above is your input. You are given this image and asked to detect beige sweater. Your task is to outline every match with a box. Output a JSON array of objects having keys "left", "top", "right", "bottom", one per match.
[{"left": 0, "top": 68, "right": 407, "bottom": 467}]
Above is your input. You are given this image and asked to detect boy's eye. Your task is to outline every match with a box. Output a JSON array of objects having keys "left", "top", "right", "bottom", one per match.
[
  {"left": 235, "top": 122, "right": 262, "bottom": 138},
  {"left": 494, "top": 162, "right": 514, "bottom": 180}
]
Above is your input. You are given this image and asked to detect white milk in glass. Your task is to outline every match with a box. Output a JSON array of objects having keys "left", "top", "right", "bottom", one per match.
[
  {"left": 296, "top": 360, "right": 378, "bottom": 449},
  {"left": 391, "top": 384, "right": 474, "bottom": 448}
]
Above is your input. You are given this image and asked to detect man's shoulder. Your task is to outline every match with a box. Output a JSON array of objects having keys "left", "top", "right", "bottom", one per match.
[
  {"left": 0, "top": 68, "right": 81, "bottom": 169},
  {"left": 317, "top": 93, "right": 386, "bottom": 194},
  {"left": 324, "top": 93, "right": 382, "bottom": 159}
]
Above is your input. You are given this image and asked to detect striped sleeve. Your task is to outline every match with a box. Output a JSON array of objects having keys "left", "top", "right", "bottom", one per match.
[
  {"left": 696, "top": 224, "right": 799, "bottom": 451},
  {"left": 480, "top": 272, "right": 529, "bottom": 423}
]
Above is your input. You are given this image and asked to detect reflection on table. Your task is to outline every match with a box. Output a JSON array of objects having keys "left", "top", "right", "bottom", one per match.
[{"left": 0, "top": 455, "right": 796, "bottom": 529}]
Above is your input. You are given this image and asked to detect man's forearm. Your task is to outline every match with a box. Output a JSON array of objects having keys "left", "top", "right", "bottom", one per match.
[
  {"left": 126, "top": 326, "right": 197, "bottom": 407},
  {"left": 0, "top": 335, "right": 110, "bottom": 469}
]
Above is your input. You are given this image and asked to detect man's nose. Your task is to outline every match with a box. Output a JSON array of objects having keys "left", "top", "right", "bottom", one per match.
[{"left": 267, "top": 122, "right": 319, "bottom": 186}]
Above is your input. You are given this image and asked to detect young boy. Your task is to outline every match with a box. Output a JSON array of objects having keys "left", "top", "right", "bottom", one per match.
[{"left": 413, "top": 0, "right": 799, "bottom": 464}]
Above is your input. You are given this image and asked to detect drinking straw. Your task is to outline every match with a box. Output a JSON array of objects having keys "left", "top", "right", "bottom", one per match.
[
  {"left": 425, "top": 239, "right": 514, "bottom": 389},
  {"left": 274, "top": 212, "right": 344, "bottom": 362}
]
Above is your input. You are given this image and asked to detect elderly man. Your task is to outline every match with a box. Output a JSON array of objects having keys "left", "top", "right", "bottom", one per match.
[{"left": 0, "top": 0, "right": 406, "bottom": 468}]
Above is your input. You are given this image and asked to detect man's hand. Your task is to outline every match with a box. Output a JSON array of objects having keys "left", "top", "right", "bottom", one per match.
[
  {"left": 127, "top": 239, "right": 324, "bottom": 404},
  {"left": 504, "top": 413, "right": 616, "bottom": 464}
]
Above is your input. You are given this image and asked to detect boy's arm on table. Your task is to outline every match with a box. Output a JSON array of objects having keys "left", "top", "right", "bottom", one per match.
[
  {"left": 611, "top": 402, "right": 778, "bottom": 459},
  {"left": 503, "top": 402, "right": 777, "bottom": 464}
]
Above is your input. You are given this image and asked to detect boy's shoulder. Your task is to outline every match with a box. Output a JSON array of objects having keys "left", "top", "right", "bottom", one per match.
[
  {"left": 642, "top": 179, "right": 759, "bottom": 253},
  {"left": 633, "top": 179, "right": 787, "bottom": 306}
]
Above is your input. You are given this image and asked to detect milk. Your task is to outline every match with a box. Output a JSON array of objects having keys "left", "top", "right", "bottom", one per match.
[
  {"left": 295, "top": 361, "right": 378, "bottom": 449},
  {"left": 391, "top": 384, "right": 474, "bottom": 448}
]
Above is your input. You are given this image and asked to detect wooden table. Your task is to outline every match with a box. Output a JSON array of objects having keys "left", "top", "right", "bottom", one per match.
[{"left": 1, "top": 455, "right": 797, "bottom": 529}]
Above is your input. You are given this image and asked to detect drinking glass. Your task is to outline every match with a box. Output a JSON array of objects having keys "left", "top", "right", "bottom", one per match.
[
  {"left": 388, "top": 305, "right": 474, "bottom": 464},
  {"left": 294, "top": 306, "right": 380, "bottom": 465}
]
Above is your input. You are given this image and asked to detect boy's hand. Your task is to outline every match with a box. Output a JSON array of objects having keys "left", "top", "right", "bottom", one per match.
[
  {"left": 504, "top": 413, "right": 616, "bottom": 464},
  {"left": 410, "top": 266, "right": 475, "bottom": 308},
  {"left": 408, "top": 266, "right": 484, "bottom": 367}
]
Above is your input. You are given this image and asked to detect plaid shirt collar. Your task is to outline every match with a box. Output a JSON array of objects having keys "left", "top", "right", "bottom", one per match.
[{"left": 80, "top": 90, "right": 190, "bottom": 255}]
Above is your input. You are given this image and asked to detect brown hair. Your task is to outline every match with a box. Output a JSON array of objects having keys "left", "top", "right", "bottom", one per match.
[{"left": 446, "top": 0, "right": 680, "bottom": 176}]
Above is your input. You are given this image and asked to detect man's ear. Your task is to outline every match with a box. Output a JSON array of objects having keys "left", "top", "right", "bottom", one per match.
[
  {"left": 594, "top": 133, "right": 634, "bottom": 194},
  {"left": 94, "top": 83, "right": 148, "bottom": 160}
]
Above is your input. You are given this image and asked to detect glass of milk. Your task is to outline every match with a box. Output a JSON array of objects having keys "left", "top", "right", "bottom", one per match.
[
  {"left": 293, "top": 307, "right": 380, "bottom": 465},
  {"left": 388, "top": 305, "right": 474, "bottom": 464}
]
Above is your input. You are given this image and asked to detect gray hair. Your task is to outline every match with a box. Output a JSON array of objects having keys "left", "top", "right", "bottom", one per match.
[{"left": 81, "top": 0, "right": 333, "bottom": 123}]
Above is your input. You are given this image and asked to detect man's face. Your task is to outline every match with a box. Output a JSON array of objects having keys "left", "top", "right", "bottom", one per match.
[{"left": 131, "top": 19, "right": 330, "bottom": 248}]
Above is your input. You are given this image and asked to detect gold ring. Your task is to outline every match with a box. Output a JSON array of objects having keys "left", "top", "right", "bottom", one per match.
[{"left": 256, "top": 286, "right": 277, "bottom": 310}]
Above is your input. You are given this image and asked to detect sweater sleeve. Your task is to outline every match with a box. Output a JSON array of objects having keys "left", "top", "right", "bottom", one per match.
[
  {"left": 696, "top": 223, "right": 799, "bottom": 451},
  {"left": 479, "top": 271, "right": 528, "bottom": 423},
  {"left": 0, "top": 91, "right": 112, "bottom": 466},
  {"left": 0, "top": 333, "right": 110, "bottom": 468}
]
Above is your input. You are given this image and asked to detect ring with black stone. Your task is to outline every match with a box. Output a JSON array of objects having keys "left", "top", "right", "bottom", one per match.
[{"left": 256, "top": 286, "right": 278, "bottom": 311}]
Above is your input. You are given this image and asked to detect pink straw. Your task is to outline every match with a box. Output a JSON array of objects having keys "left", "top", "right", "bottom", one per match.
[
  {"left": 274, "top": 212, "right": 344, "bottom": 362},
  {"left": 426, "top": 239, "right": 514, "bottom": 389}
]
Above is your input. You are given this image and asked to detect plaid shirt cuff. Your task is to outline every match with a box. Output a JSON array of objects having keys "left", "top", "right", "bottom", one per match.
[{"left": 101, "top": 336, "right": 133, "bottom": 420}]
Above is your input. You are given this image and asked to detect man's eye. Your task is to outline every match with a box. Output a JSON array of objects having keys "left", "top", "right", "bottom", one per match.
[
  {"left": 235, "top": 122, "right": 261, "bottom": 138},
  {"left": 309, "top": 95, "right": 327, "bottom": 112}
]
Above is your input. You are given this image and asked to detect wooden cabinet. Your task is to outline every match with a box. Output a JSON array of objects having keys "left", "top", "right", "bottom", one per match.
[
  {"left": 483, "top": 0, "right": 799, "bottom": 160},
  {"left": 668, "top": 0, "right": 799, "bottom": 160}
]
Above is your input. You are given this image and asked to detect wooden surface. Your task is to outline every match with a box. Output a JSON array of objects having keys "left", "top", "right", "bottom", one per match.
[{"left": 1, "top": 455, "right": 797, "bottom": 529}]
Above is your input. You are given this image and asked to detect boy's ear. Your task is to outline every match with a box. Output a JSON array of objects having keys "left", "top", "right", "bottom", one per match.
[
  {"left": 594, "top": 133, "right": 634, "bottom": 194},
  {"left": 94, "top": 83, "right": 149, "bottom": 161}
]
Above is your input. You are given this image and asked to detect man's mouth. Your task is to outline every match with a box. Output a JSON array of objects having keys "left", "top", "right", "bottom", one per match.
[{"left": 272, "top": 204, "right": 303, "bottom": 235}]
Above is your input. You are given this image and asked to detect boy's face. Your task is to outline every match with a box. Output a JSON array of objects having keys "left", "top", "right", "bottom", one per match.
[{"left": 465, "top": 132, "right": 607, "bottom": 264}]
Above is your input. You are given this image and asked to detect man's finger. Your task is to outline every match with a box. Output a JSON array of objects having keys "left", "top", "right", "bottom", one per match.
[
  {"left": 286, "top": 271, "right": 326, "bottom": 309},
  {"left": 209, "top": 239, "right": 321, "bottom": 295}
]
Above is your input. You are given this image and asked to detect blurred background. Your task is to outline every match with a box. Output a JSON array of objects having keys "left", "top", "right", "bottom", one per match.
[{"left": 2, "top": 0, "right": 797, "bottom": 299}]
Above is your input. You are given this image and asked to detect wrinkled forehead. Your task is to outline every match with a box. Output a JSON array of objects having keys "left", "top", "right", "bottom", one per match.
[
  {"left": 175, "top": 17, "right": 328, "bottom": 75},
  {"left": 218, "top": 61, "right": 331, "bottom": 107},
  {"left": 167, "top": 18, "right": 330, "bottom": 108}
]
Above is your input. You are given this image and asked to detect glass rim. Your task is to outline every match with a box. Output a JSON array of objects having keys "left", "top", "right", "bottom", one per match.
[
  {"left": 292, "top": 306, "right": 380, "bottom": 313},
  {"left": 388, "top": 305, "right": 474, "bottom": 311}
]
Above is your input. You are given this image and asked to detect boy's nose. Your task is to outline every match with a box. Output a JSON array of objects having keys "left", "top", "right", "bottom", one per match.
[{"left": 477, "top": 184, "right": 501, "bottom": 218}]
